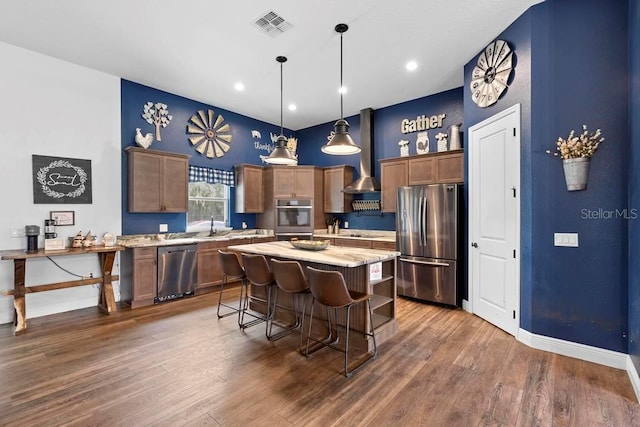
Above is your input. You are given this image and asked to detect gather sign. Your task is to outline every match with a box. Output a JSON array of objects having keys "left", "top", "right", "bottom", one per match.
[{"left": 400, "top": 113, "right": 446, "bottom": 134}]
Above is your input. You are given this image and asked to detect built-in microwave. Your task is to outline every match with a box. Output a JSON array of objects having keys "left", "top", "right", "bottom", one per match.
[{"left": 274, "top": 199, "right": 313, "bottom": 234}]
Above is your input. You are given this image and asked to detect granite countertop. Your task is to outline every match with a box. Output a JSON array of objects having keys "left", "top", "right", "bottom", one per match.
[
  {"left": 227, "top": 241, "right": 399, "bottom": 268},
  {"left": 117, "top": 229, "right": 274, "bottom": 248},
  {"left": 313, "top": 229, "right": 396, "bottom": 243}
]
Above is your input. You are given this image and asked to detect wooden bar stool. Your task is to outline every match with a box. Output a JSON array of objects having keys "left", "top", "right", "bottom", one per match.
[
  {"left": 305, "top": 266, "right": 378, "bottom": 377},
  {"left": 217, "top": 250, "right": 246, "bottom": 325},
  {"left": 268, "top": 258, "right": 311, "bottom": 349},
  {"left": 240, "top": 253, "right": 275, "bottom": 336}
]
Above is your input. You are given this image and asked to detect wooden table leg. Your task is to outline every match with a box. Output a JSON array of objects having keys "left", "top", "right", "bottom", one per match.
[
  {"left": 13, "top": 259, "right": 26, "bottom": 335},
  {"left": 98, "top": 251, "right": 117, "bottom": 314}
]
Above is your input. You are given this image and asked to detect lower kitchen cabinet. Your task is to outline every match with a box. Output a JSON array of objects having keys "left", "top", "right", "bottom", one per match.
[
  {"left": 197, "top": 236, "right": 274, "bottom": 293},
  {"left": 120, "top": 247, "right": 157, "bottom": 308},
  {"left": 333, "top": 238, "right": 373, "bottom": 249},
  {"left": 197, "top": 238, "right": 245, "bottom": 293}
]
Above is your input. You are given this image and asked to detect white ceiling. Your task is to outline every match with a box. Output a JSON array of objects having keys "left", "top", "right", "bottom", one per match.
[{"left": 0, "top": 0, "right": 541, "bottom": 130}]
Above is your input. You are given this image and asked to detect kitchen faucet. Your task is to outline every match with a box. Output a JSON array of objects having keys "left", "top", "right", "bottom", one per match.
[{"left": 210, "top": 216, "right": 216, "bottom": 236}]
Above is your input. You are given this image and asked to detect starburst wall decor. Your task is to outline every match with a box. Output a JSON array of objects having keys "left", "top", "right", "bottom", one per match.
[{"left": 186, "top": 109, "right": 233, "bottom": 159}]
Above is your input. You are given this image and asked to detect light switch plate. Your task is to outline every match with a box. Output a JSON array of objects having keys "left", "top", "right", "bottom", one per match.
[
  {"left": 159, "top": 224, "right": 168, "bottom": 232},
  {"left": 554, "top": 233, "right": 579, "bottom": 247}
]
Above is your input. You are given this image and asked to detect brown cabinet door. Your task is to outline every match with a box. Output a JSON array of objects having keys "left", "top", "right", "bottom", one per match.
[
  {"left": 132, "top": 248, "right": 157, "bottom": 306},
  {"left": 128, "top": 151, "right": 162, "bottom": 212},
  {"left": 324, "top": 166, "right": 353, "bottom": 213},
  {"left": 436, "top": 152, "right": 464, "bottom": 183},
  {"left": 380, "top": 159, "right": 408, "bottom": 212},
  {"left": 333, "top": 238, "right": 373, "bottom": 248},
  {"left": 273, "top": 168, "right": 295, "bottom": 198},
  {"left": 162, "top": 156, "right": 188, "bottom": 212},
  {"left": 408, "top": 156, "right": 435, "bottom": 185},
  {"left": 235, "top": 165, "right": 264, "bottom": 213},
  {"left": 126, "top": 148, "right": 189, "bottom": 212},
  {"left": 293, "top": 168, "right": 315, "bottom": 198},
  {"left": 197, "top": 250, "right": 223, "bottom": 291},
  {"left": 372, "top": 241, "right": 397, "bottom": 251}
]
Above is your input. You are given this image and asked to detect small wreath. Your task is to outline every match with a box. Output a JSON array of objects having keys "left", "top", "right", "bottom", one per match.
[{"left": 37, "top": 160, "right": 88, "bottom": 199}]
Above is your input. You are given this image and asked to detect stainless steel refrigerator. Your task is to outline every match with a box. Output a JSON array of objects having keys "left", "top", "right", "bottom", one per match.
[{"left": 396, "top": 184, "right": 462, "bottom": 306}]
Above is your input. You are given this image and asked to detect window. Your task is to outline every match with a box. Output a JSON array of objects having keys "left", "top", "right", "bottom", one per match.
[{"left": 187, "top": 181, "right": 230, "bottom": 231}]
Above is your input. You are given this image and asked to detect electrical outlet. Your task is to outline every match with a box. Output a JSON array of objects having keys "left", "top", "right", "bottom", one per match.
[
  {"left": 159, "top": 224, "right": 168, "bottom": 233},
  {"left": 10, "top": 227, "right": 24, "bottom": 237},
  {"left": 554, "top": 233, "right": 579, "bottom": 247}
]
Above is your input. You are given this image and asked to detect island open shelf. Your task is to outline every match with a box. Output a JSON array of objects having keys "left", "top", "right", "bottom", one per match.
[{"left": 227, "top": 241, "right": 399, "bottom": 350}]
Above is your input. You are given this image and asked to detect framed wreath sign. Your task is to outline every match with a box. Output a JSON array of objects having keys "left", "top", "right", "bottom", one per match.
[{"left": 32, "top": 155, "right": 92, "bottom": 204}]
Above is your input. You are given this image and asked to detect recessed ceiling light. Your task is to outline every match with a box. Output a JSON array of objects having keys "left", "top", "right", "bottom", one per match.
[
  {"left": 338, "top": 85, "right": 347, "bottom": 94},
  {"left": 288, "top": 104, "right": 297, "bottom": 111},
  {"left": 234, "top": 82, "right": 245, "bottom": 91},
  {"left": 406, "top": 61, "right": 418, "bottom": 71}
]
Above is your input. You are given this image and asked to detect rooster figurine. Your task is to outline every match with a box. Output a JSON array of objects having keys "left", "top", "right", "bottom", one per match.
[{"left": 135, "top": 128, "right": 154, "bottom": 149}]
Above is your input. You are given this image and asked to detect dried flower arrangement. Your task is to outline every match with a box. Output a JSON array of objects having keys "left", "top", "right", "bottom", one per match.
[{"left": 546, "top": 125, "right": 604, "bottom": 160}]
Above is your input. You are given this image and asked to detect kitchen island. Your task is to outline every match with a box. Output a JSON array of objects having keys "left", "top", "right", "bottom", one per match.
[{"left": 227, "top": 241, "right": 400, "bottom": 350}]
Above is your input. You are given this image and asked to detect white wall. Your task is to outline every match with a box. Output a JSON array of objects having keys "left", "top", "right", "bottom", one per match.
[{"left": 0, "top": 42, "right": 121, "bottom": 324}]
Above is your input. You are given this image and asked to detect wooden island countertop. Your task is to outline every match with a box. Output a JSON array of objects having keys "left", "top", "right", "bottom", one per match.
[{"left": 226, "top": 241, "right": 399, "bottom": 267}]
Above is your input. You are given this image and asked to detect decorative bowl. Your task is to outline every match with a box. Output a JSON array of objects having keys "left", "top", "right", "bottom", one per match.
[{"left": 289, "top": 239, "right": 330, "bottom": 251}]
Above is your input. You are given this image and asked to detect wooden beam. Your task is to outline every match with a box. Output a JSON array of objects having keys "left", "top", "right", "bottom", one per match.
[{"left": 3, "top": 275, "right": 120, "bottom": 295}]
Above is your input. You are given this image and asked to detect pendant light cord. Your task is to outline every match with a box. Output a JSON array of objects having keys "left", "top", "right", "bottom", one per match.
[
  {"left": 340, "top": 31, "right": 344, "bottom": 120},
  {"left": 280, "top": 60, "right": 284, "bottom": 136}
]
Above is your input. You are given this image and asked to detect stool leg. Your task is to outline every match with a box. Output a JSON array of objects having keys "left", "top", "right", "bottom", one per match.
[
  {"left": 344, "top": 304, "right": 352, "bottom": 377},
  {"left": 305, "top": 298, "right": 315, "bottom": 357},
  {"left": 217, "top": 274, "right": 240, "bottom": 319},
  {"left": 266, "top": 286, "right": 278, "bottom": 339},
  {"left": 236, "top": 278, "right": 247, "bottom": 326}
]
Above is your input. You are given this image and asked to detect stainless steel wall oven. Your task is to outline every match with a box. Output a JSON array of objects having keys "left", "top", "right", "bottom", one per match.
[{"left": 274, "top": 199, "right": 313, "bottom": 236}]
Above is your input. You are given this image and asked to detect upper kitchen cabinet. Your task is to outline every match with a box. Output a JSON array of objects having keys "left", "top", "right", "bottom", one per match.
[
  {"left": 272, "top": 166, "right": 315, "bottom": 198},
  {"left": 324, "top": 165, "right": 354, "bottom": 213},
  {"left": 235, "top": 164, "right": 264, "bottom": 213},
  {"left": 380, "top": 150, "right": 464, "bottom": 212},
  {"left": 380, "top": 158, "right": 408, "bottom": 212},
  {"left": 126, "top": 147, "right": 189, "bottom": 213},
  {"left": 258, "top": 166, "right": 324, "bottom": 230}
]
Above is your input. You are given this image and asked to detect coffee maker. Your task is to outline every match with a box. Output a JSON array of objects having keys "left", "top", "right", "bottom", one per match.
[
  {"left": 25, "top": 225, "right": 40, "bottom": 252},
  {"left": 44, "top": 219, "right": 57, "bottom": 239}
]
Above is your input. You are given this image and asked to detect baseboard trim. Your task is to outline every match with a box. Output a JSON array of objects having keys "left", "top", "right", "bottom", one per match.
[
  {"left": 626, "top": 356, "right": 640, "bottom": 402},
  {"left": 517, "top": 328, "right": 627, "bottom": 369}
]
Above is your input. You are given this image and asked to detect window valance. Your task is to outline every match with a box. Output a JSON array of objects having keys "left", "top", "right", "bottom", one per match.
[{"left": 188, "top": 165, "right": 234, "bottom": 186}]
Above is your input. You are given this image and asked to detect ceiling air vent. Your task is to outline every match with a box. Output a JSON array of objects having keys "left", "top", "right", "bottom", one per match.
[{"left": 253, "top": 11, "right": 293, "bottom": 38}]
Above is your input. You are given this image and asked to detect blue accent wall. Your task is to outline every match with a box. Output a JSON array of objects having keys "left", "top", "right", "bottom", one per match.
[
  {"left": 120, "top": 80, "right": 293, "bottom": 234},
  {"left": 464, "top": 0, "right": 629, "bottom": 353},
  {"left": 628, "top": 0, "right": 640, "bottom": 372},
  {"left": 122, "top": 81, "right": 463, "bottom": 235},
  {"left": 296, "top": 87, "right": 463, "bottom": 231}
]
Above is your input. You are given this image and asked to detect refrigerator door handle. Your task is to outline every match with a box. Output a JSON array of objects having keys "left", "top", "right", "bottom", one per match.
[
  {"left": 421, "top": 196, "right": 428, "bottom": 246},
  {"left": 399, "top": 257, "right": 450, "bottom": 267}
]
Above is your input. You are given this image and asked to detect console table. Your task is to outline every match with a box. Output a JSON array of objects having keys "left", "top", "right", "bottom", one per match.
[{"left": 0, "top": 246, "right": 123, "bottom": 335}]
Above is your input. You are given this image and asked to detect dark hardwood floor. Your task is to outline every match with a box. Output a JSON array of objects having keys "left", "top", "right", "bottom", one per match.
[{"left": 1, "top": 289, "right": 638, "bottom": 426}]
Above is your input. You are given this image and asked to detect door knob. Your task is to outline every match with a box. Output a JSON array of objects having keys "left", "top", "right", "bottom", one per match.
[{"left": 471, "top": 242, "right": 479, "bottom": 248}]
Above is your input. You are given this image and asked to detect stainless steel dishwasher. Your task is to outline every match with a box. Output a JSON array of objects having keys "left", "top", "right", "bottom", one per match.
[{"left": 156, "top": 244, "right": 198, "bottom": 302}]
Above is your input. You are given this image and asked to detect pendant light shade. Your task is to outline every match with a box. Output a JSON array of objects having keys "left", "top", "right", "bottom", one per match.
[
  {"left": 321, "top": 23, "right": 361, "bottom": 156},
  {"left": 265, "top": 56, "right": 297, "bottom": 165}
]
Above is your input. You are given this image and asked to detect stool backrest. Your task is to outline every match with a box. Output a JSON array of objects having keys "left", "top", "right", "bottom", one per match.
[
  {"left": 270, "top": 259, "right": 309, "bottom": 293},
  {"left": 218, "top": 250, "right": 244, "bottom": 278},
  {"left": 306, "top": 266, "right": 354, "bottom": 308},
  {"left": 241, "top": 253, "right": 274, "bottom": 286}
]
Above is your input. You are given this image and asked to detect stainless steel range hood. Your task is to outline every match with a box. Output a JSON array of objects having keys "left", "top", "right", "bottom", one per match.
[{"left": 343, "top": 108, "right": 381, "bottom": 193}]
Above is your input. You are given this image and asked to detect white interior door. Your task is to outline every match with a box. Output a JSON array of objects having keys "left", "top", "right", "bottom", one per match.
[{"left": 468, "top": 104, "right": 520, "bottom": 336}]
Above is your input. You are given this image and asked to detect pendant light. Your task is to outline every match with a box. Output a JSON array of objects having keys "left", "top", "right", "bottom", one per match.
[
  {"left": 264, "top": 56, "right": 297, "bottom": 165},
  {"left": 321, "top": 23, "right": 361, "bottom": 155}
]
